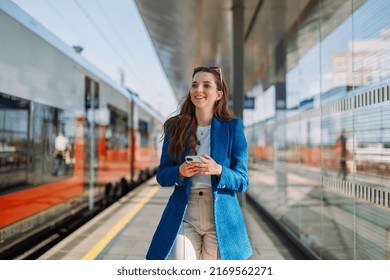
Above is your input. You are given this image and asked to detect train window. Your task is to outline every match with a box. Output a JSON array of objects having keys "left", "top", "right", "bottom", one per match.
[
  {"left": 85, "top": 77, "right": 99, "bottom": 110},
  {"left": 0, "top": 93, "right": 29, "bottom": 192},
  {"left": 371, "top": 90, "right": 374, "bottom": 104},
  {"left": 0, "top": 93, "right": 76, "bottom": 194},
  {"left": 381, "top": 88, "right": 384, "bottom": 102},
  {"left": 374, "top": 89, "right": 377, "bottom": 103},
  {"left": 138, "top": 120, "right": 149, "bottom": 148},
  {"left": 106, "top": 104, "right": 128, "bottom": 150},
  {"left": 365, "top": 91, "right": 368, "bottom": 106},
  {"left": 377, "top": 89, "right": 380, "bottom": 103},
  {"left": 387, "top": 193, "right": 390, "bottom": 208},
  {"left": 32, "top": 103, "right": 76, "bottom": 183}
]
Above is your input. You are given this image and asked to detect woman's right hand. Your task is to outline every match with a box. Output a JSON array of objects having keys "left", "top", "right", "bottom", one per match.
[{"left": 179, "top": 161, "right": 198, "bottom": 178}]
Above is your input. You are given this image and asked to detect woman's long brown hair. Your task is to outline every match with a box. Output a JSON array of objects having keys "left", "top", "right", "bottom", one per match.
[{"left": 162, "top": 68, "right": 234, "bottom": 162}]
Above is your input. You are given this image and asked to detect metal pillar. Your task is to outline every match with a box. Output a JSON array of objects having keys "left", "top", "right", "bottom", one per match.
[
  {"left": 89, "top": 82, "right": 96, "bottom": 211},
  {"left": 272, "top": 1, "right": 288, "bottom": 217},
  {"left": 232, "top": 0, "right": 246, "bottom": 206},
  {"left": 232, "top": 0, "right": 244, "bottom": 119}
]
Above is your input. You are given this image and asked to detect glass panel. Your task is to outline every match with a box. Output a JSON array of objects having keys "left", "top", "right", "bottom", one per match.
[
  {"left": 245, "top": 0, "right": 390, "bottom": 259},
  {"left": 351, "top": 0, "right": 390, "bottom": 260}
]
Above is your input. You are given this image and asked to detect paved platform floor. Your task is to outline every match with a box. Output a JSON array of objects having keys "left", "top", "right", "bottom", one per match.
[{"left": 39, "top": 177, "right": 298, "bottom": 260}]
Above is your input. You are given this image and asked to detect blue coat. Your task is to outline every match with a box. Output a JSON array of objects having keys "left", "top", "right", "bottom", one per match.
[{"left": 146, "top": 116, "right": 252, "bottom": 260}]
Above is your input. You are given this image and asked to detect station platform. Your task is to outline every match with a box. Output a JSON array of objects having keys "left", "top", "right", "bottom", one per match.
[{"left": 38, "top": 177, "right": 298, "bottom": 260}]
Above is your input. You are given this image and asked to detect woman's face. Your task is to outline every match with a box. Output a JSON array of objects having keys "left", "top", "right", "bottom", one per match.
[{"left": 190, "top": 71, "right": 222, "bottom": 112}]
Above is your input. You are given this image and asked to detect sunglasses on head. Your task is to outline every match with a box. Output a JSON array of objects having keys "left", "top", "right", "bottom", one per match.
[{"left": 192, "top": 66, "right": 223, "bottom": 84}]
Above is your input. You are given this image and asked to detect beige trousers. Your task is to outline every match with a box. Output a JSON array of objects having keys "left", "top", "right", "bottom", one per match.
[{"left": 169, "top": 188, "right": 219, "bottom": 260}]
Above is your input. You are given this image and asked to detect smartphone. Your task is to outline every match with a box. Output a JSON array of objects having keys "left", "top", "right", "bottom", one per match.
[{"left": 185, "top": 155, "right": 202, "bottom": 163}]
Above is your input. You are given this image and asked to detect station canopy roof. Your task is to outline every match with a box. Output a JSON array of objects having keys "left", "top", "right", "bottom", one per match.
[{"left": 134, "top": 0, "right": 343, "bottom": 101}]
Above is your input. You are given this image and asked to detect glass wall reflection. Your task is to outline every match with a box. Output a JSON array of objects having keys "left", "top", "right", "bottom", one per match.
[{"left": 245, "top": 0, "right": 390, "bottom": 259}]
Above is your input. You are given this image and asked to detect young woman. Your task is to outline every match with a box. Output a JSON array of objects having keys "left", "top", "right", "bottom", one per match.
[{"left": 146, "top": 66, "right": 252, "bottom": 260}]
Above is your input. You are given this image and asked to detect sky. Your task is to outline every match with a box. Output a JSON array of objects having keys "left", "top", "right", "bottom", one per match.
[{"left": 11, "top": 0, "right": 178, "bottom": 119}]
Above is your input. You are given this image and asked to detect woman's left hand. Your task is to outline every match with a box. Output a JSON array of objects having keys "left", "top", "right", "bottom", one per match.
[{"left": 192, "top": 154, "right": 222, "bottom": 176}]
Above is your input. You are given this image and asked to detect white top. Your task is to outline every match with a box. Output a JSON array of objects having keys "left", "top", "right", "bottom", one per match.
[
  {"left": 55, "top": 133, "right": 69, "bottom": 151},
  {"left": 191, "top": 125, "right": 212, "bottom": 189}
]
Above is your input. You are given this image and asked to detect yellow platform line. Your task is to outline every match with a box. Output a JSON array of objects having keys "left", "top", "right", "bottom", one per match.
[{"left": 82, "top": 185, "right": 159, "bottom": 260}]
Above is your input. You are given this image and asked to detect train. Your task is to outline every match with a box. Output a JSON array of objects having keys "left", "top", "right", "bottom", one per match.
[{"left": 0, "top": 1, "right": 164, "bottom": 258}]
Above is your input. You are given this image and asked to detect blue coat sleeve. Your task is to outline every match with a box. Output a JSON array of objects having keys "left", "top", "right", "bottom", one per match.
[
  {"left": 156, "top": 133, "right": 186, "bottom": 187},
  {"left": 216, "top": 119, "right": 249, "bottom": 192}
]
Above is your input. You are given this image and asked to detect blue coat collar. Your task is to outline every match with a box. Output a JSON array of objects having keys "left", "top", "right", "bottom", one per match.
[{"left": 210, "top": 116, "right": 229, "bottom": 165}]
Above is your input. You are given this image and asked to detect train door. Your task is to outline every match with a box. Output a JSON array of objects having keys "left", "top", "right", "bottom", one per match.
[{"left": 84, "top": 76, "right": 99, "bottom": 210}]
